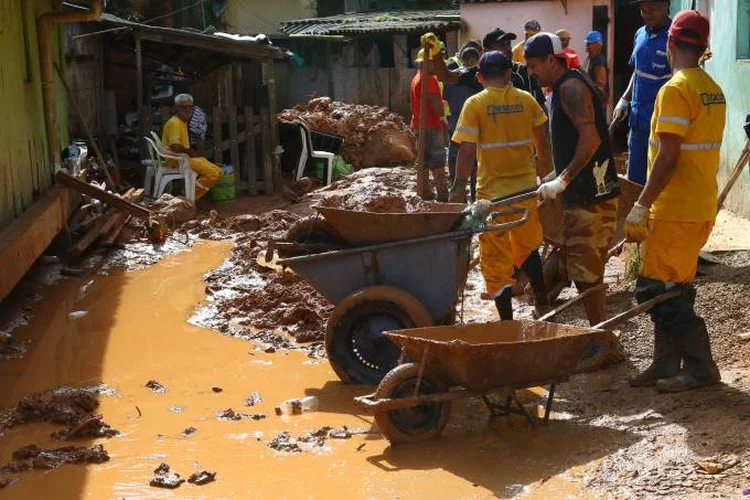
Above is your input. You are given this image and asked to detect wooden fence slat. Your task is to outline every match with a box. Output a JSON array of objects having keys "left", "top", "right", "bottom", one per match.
[
  {"left": 213, "top": 105, "right": 222, "bottom": 165},
  {"left": 260, "top": 106, "right": 273, "bottom": 194},
  {"left": 245, "top": 107, "right": 257, "bottom": 196},
  {"left": 228, "top": 107, "right": 242, "bottom": 193}
]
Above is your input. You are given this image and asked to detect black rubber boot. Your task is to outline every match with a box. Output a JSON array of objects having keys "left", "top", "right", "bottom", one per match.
[
  {"left": 657, "top": 317, "right": 721, "bottom": 393},
  {"left": 628, "top": 321, "right": 681, "bottom": 387},
  {"left": 494, "top": 287, "right": 513, "bottom": 321},
  {"left": 521, "top": 250, "right": 549, "bottom": 308}
]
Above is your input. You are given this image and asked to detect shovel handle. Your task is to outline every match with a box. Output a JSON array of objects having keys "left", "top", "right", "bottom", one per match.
[
  {"left": 593, "top": 290, "right": 682, "bottom": 331},
  {"left": 474, "top": 208, "right": 529, "bottom": 235},
  {"left": 538, "top": 283, "right": 608, "bottom": 322}
]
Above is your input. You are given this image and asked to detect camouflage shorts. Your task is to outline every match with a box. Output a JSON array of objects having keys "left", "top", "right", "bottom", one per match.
[{"left": 562, "top": 198, "right": 618, "bottom": 283}]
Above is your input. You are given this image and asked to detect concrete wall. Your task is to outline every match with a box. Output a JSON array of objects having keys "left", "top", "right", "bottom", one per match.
[
  {"left": 221, "top": 0, "right": 317, "bottom": 36},
  {"left": 460, "top": 0, "right": 612, "bottom": 62},
  {"left": 0, "top": 0, "right": 68, "bottom": 230},
  {"left": 670, "top": 0, "right": 750, "bottom": 217}
]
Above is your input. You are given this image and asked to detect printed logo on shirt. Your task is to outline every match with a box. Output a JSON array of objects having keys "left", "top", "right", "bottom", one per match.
[
  {"left": 700, "top": 93, "right": 726, "bottom": 106},
  {"left": 486, "top": 104, "right": 524, "bottom": 123},
  {"left": 656, "top": 50, "right": 667, "bottom": 57},
  {"left": 652, "top": 63, "right": 667, "bottom": 69}
]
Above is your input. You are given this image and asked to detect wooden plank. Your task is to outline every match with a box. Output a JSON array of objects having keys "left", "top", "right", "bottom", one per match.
[
  {"left": 69, "top": 208, "right": 117, "bottom": 259},
  {"left": 260, "top": 106, "right": 274, "bottom": 194},
  {"left": 100, "top": 214, "right": 132, "bottom": 247},
  {"left": 0, "top": 189, "right": 72, "bottom": 303},
  {"left": 213, "top": 105, "right": 222, "bottom": 165},
  {"left": 245, "top": 106, "right": 257, "bottom": 196},
  {"left": 228, "top": 106, "right": 241, "bottom": 193},
  {"left": 718, "top": 140, "right": 750, "bottom": 211},
  {"left": 136, "top": 34, "right": 144, "bottom": 143},
  {"left": 55, "top": 171, "right": 152, "bottom": 218},
  {"left": 266, "top": 59, "right": 281, "bottom": 193}
]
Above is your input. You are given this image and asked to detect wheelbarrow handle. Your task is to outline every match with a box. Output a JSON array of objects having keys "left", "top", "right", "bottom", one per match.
[
  {"left": 489, "top": 186, "right": 538, "bottom": 208},
  {"left": 593, "top": 290, "right": 682, "bottom": 331},
  {"left": 473, "top": 208, "right": 530, "bottom": 235},
  {"left": 538, "top": 283, "right": 608, "bottom": 322}
]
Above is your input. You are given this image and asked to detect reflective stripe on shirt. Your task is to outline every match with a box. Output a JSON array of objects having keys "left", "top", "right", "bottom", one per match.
[
  {"left": 649, "top": 139, "right": 722, "bottom": 150},
  {"left": 658, "top": 115, "right": 690, "bottom": 127},
  {"left": 456, "top": 125, "right": 479, "bottom": 135},
  {"left": 477, "top": 139, "right": 533, "bottom": 149},
  {"left": 634, "top": 69, "right": 672, "bottom": 81}
]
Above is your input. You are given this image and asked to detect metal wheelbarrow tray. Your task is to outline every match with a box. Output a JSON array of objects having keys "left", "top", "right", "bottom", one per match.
[
  {"left": 355, "top": 290, "right": 680, "bottom": 445},
  {"left": 277, "top": 208, "right": 530, "bottom": 386}
]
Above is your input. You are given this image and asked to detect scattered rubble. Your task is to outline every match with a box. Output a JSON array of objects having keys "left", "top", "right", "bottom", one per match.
[
  {"left": 1, "top": 444, "right": 109, "bottom": 473},
  {"left": 211, "top": 386, "right": 223, "bottom": 393},
  {"left": 215, "top": 408, "right": 244, "bottom": 421},
  {"left": 145, "top": 380, "right": 167, "bottom": 394},
  {"left": 188, "top": 470, "right": 217, "bottom": 486},
  {"left": 0, "top": 477, "right": 19, "bottom": 489},
  {"left": 279, "top": 97, "right": 416, "bottom": 169},
  {"left": 266, "top": 427, "right": 358, "bottom": 454},
  {"left": 245, "top": 392, "right": 262, "bottom": 407},
  {"left": 267, "top": 431, "right": 303, "bottom": 454},
  {"left": 51, "top": 415, "right": 119, "bottom": 440},
  {"left": 182, "top": 426, "right": 197, "bottom": 437},
  {"left": 149, "top": 463, "right": 185, "bottom": 489},
  {"left": 148, "top": 194, "right": 197, "bottom": 227}
]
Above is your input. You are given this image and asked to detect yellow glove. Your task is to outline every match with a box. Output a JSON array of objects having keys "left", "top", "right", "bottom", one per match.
[{"left": 624, "top": 203, "right": 649, "bottom": 242}]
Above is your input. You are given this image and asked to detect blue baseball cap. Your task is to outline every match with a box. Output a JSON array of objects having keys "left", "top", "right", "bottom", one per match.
[
  {"left": 584, "top": 30, "right": 604, "bottom": 44},
  {"left": 524, "top": 32, "right": 566, "bottom": 59},
  {"left": 478, "top": 51, "right": 512, "bottom": 76}
]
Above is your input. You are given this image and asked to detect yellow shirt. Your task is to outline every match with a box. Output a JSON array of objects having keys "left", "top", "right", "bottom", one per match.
[
  {"left": 512, "top": 41, "right": 526, "bottom": 64},
  {"left": 452, "top": 85, "right": 547, "bottom": 200},
  {"left": 162, "top": 115, "right": 190, "bottom": 149},
  {"left": 648, "top": 67, "right": 726, "bottom": 222}
]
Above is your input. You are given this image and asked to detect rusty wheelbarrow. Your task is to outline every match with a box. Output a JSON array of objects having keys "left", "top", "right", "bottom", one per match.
[
  {"left": 354, "top": 290, "right": 679, "bottom": 445},
  {"left": 276, "top": 202, "right": 531, "bottom": 386}
]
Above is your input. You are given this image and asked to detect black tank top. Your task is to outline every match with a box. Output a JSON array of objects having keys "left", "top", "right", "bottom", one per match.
[{"left": 551, "top": 69, "right": 620, "bottom": 208}]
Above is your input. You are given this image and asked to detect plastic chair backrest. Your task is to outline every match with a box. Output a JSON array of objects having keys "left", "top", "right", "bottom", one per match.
[
  {"left": 295, "top": 120, "right": 315, "bottom": 153},
  {"left": 143, "top": 137, "right": 160, "bottom": 166}
]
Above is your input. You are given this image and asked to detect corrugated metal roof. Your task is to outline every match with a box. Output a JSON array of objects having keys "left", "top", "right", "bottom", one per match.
[{"left": 280, "top": 10, "right": 461, "bottom": 36}]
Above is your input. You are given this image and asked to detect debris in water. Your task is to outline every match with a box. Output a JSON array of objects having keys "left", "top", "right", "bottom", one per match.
[
  {"left": 2, "top": 444, "right": 109, "bottom": 472},
  {"left": 10, "top": 390, "right": 99, "bottom": 427},
  {"left": 267, "top": 431, "right": 302, "bottom": 454},
  {"left": 274, "top": 406, "right": 282, "bottom": 416},
  {"left": 150, "top": 471, "right": 185, "bottom": 489},
  {"left": 51, "top": 415, "right": 119, "bottom": 440},
  {"left": 249, "top": 414, "right": 267, "bottom": 421},
  {"left": 154, "top": 462, "right": 171, "bottom": 475},
  {"left": 244, "top": 392, "right": 262, "bottom": 407},
  {"left": 216, "top": 408, "right": 244, "bottom": 421},
  {"left": 328, "top": 426, "right": 352, "bottom": 440},
  {"left": 0, "top": 477, "right": 18, "bottom": 488},
  {"left": 182, "top": 426, "right": 197, "bottom": 437},
  {"left": 168, "top": 405, "right": 185, "bottom": 414},
  {"left": 145, "top": 380, "right": 167, "bottom": 394},
  {"left": 188, "top": 470, "right": 217, "bottom": 486},
  {"left": 68, "top": 310, "right": 88, "bottom": 320},
  {"left": 211, "top": 386, "right": 223, "bottom": 393}
]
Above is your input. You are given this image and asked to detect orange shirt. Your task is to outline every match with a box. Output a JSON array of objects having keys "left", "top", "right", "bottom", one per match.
[{"left": 410, "top": 71, "right": 443, "bottom": 129}]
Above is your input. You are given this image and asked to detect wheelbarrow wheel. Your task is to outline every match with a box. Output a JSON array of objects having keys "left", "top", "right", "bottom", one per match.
[
  {"left": 373, "top": 363, "right": 451, "bottom": 445},
  {"left": 325, "top": 286, "right": 433, "bottom": 385},
  {"left": 280, "top": 217, "right": 344, "bottom": 258}
]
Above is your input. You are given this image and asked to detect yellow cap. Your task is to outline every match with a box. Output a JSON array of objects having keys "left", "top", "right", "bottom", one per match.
[
  {"left": 556, "top": 29, "right": 572, "bottom": 39},
  {"left": 416, "top": 32, "right": 443, "bottom": 62}
]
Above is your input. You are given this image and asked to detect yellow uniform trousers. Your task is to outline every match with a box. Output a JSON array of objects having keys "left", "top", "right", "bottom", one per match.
[
  {"left": 479, "top": 198, "right": 543, "bottom": 297},
  {"left": 189, "top": 157, "right": 221, "bottom": 200},
  {"left": 640, "top": 218, "right": 714, "bottom": 284}
]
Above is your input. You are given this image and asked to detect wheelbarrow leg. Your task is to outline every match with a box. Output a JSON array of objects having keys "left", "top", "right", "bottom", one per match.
[
  {"left": 543, "top": 383, "right": 556, "bottom": 424},
  {"left": 511, "top": 392, "right": 537, "bottom": 429}
]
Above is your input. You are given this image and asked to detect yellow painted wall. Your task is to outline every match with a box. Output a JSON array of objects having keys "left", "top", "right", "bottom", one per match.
[
  {"left": 0, "top": 0, "right": 68, "bottom": 230},
  {"left": 220, "top": 0, "right": 317, "bottom": 36}
]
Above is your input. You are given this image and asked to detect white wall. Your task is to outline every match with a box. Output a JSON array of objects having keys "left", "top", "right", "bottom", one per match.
[
  {"left": 460, "top": 0, "right": 612, "bottom": 64},
  {"left": 221, "top": 0, "right": 317, "bottom": 36}
]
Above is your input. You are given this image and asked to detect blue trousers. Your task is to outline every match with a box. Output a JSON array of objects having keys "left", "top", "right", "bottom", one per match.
[{"left": 627, "top": 128, "right": 650, "bottom": 186}]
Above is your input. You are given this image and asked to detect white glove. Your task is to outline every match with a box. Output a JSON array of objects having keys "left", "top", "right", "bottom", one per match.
[
  {"left": 537, "top": 177, "right": 569, "bottom": 201},
  {"left": 626, "top": 202, "right": 649, "bottom": 225},
  {"left": 612, "top": 97, "right": 630, "bottom": 124}
]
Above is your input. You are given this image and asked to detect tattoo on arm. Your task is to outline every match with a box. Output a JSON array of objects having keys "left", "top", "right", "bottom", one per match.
[{"left": 557, "top": 79, "right": 601, "bottom": 181}]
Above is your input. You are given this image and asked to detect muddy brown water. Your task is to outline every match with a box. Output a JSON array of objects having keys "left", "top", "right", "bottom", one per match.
[{"left": 0, "top": 241, "right": 619, "bottom": 498}]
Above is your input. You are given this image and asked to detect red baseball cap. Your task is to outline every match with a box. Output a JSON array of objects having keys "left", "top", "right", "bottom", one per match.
[{"left": 669, "top": 10, "right": 709, "bottom": 47}]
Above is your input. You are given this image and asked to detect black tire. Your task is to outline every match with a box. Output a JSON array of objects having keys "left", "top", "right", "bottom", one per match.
[
  {"left": 280, "top": 217, "right": 343, "bottom": 258},
  {"left": 325, "top": 287, "right": 433, "bottom": 385},
  {"left": 373, "top": 363, "right": 451, "bottom": 445}
]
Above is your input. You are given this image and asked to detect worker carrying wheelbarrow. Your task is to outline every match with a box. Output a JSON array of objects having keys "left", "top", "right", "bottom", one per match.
[
  {"left": 624, "top": 10, "right": 725, "bottom": 392},
  {"left": 524, "top": 32, "right": 620, "bottom": 327},
  {"left": 449, "top": 51, "right": 552, "bottom": 320}
]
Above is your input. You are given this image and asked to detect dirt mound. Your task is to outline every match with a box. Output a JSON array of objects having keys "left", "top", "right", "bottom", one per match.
[
  {"left": 279, "top": 97, "right": 416, "bottom": 169},
  {"left": 1, "top": 444, "right": 109, "bottom": 472},
  {"left": 312, "top": 166, "right": 421, "bottom": 213},
  {"left": 11, "top": 390, "right": 99, "bottom": 427}
]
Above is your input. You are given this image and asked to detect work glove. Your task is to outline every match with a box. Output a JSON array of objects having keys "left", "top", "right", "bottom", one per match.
[
  {"left": 449, "top": 179, "right": 468, "bottom": 204},
  {"left": 537, "top": 176, "right": 568, "bottom": 201},
  {"left": 624, "top": 203, "right": 649, "bottom": 242},
  {"left": 612, "top": 97, "right": 630, "bottom": 125}
]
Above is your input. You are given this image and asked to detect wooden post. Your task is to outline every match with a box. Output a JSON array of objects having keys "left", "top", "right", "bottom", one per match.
[
  {"left": 228, "top": 106, "right": 240, "bottom": 193},
  {"left": 245, "top": 106, "right": 257, "bottom": 196},
  {"left": 213, "top": 105, "right": 222, "bottom": 165},
  {"left": 260, "top": 106, "right": 273, "bottom": 194},
  {"left": 135, "top": 33, "right": 144, "bottom": 148},
  {"left": 266, "top": 58, "right": 281, "bottom": 193},
  {"left": 416, "top": 39, "right": 430, "bottom": 199}
]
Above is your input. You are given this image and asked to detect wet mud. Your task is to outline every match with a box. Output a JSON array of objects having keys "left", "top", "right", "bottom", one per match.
[
  {"left": 279, "top": 97, "right": 416, "bottom": 169},
  {"left": 2, "top": 444, "right": 109, "bottom": 472}
]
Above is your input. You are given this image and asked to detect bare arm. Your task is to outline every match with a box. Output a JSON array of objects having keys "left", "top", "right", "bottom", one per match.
[
  {"left": 455, "top": 142, "right": 477, "bottom": 181},
  {"left": 430, "top": 57, "right": 460, "bottom": 85},
  {"left": 169, "top": 144, "right": 196, "bottom": 157},
  {"left": 592, "top": 66, "right": 607, "bottom": 91},
  {"left": 636, "top": 133, "right": 682, "bottom": 207},
  {"left": 531, "top": 123, "right": 553, "bottom": 178},
  {"left": 621, "top": 73, "right": 634, "bottom": 102},
  {"left": 557, "top": 79, "right": 601, "bottom": 182},
  {"left": 429, "top": 94, "right": 445, "bottom": 123}
]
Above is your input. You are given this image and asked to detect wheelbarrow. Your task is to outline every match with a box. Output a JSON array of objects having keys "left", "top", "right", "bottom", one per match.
[
  {"left": 354, "top": 289, "right": 680, "bottom": 444},
  {"left": 276, "top": 198, "right": 533, "bottom": 385}
]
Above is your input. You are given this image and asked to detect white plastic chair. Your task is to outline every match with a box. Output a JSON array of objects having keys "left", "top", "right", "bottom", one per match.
[
  {"left": 295, "top": 120, "right": 334, "bottom": 185},
  {"left": 142, "top": 132, "right": 197, "bottom": 201}
]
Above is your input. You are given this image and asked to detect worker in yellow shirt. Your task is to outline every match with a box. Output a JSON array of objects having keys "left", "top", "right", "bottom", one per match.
[
  {"left": 625, "top": 10, "right": 725, "bottom": 393},
  {"left": 162, "top": 94, "right": 221, "bottom": 200},
  {"left": 512, "top": 20, "right": 541, "bottom": 64},
  {"left": 450, "top": 51, "right": 552, "bottom": 319}
]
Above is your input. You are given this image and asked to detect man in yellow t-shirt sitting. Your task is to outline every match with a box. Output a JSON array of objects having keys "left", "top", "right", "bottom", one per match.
[
  {"left": 450, "top": 51, "right": 553, "bottom": 320},
  {"left": 625, "top": 10, "right": 725, "bottom": 393},
  {"left": 162, "top": 94, "right": 221, "bottom": 200}
]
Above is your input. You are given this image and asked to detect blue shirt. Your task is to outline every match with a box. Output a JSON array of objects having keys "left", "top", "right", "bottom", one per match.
[{"left": 629, "top": 19, "right": 672, "bottom": 131}]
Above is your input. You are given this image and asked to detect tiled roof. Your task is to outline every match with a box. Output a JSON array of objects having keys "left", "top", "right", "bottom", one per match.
[{"left": 280, "top": 10, "right": 461, "bottom": 36}]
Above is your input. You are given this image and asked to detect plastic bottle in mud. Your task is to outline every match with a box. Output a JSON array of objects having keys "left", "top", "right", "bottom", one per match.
[
  {"left": 280, "top": 399, "right": 302, "bottom": 415},
  {"left": 301, "top": 396, "right": 319, "bottom": 412}
]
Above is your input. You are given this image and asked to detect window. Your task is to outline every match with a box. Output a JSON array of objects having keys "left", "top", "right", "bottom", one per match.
[{"left": 739, "top": 0, "right": 750, "bottom": 59}]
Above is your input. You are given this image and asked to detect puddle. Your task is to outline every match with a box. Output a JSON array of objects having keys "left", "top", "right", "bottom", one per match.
[{"left": 0, "top": 240, "right": 617, "bottom": 499}]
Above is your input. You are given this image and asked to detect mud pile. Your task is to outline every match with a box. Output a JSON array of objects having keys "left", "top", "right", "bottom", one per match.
[
  {"left": 1, "top": 444, "right": 109, "bottom": 473},
  {"left": 313, "top": 166, "right": 421, "bottom": 212},
  {"left": 279, "top": 97, "right": 416, "bottom": 169}
]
